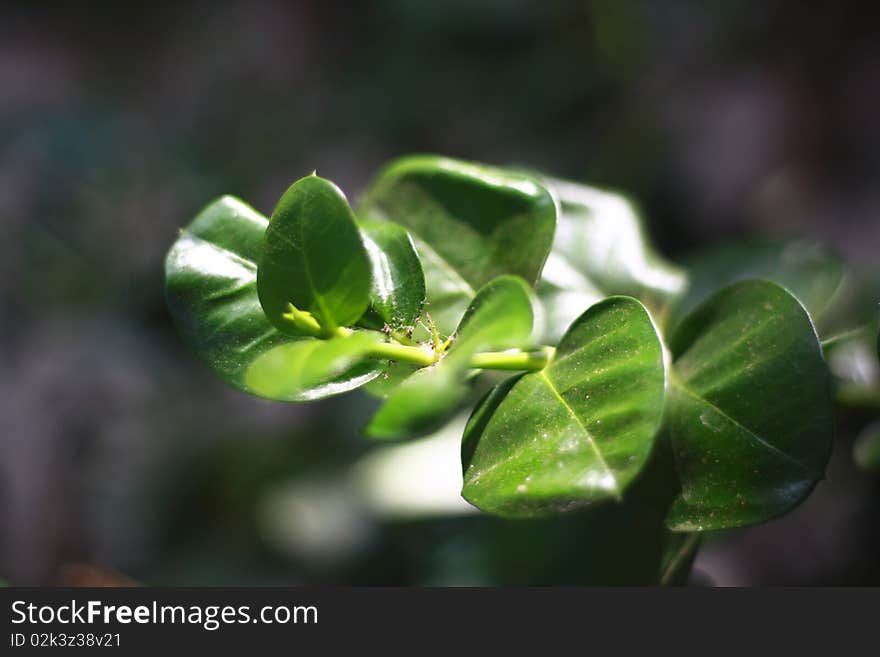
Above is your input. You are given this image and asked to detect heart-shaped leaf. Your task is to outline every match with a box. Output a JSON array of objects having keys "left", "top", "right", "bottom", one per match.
[
  {"left": 539, "top": 175, "right": 687, "bottom": 303},
  {"left": 165, "top": 196, "right": 382, "bottom": 398},
  {"left": 360, "top": 155, "right": 556, "bottom": 335},
  {"left": 245, "top": 330, "right": 384, "bottom": 401},
  {"left": 667, "top": 240, "right": 844, "bottom": 335},
  {"left": 365, "top": 275, "right": 535, "bottom": 440},
  {"left": 461, "top": 296, "right": 666, "bottom": 517},
  {"left": 258, "top": 174, "right": 372, "bottom": 333},
  {"left": 358, "top": 220, "right": 426, "bottom": 331},
  {"left": 666, "top": 279, "right": 834, "bottom": 531}
]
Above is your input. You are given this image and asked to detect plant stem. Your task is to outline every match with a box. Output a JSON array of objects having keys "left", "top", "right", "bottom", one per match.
[
  {"left": 659, "top": 532, "right": 702, "bottom": 586},
  {"left": 368, "top": 340, "right": 437, "bottom": 367},
  {"left": 821, "top": 324, "right": 872, "bottom": 351},
  {"left": 331, "top": 326, "right": 435, "bottom": 366},
  {"left": 389, "top": 330, "right": 419, "bottom": 347},
  {"left": 335, "top": 324, "right": 555, "bottom": 372},
  {"left": 469, "top": 346, "right": 555, "bottom": 371}
]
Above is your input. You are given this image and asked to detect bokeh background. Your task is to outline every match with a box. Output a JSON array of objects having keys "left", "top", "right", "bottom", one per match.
[{"left": 2, "top": 0, "right": 879, "bottom": 585}]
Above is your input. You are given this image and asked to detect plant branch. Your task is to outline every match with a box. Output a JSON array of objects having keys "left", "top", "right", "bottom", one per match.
[
  {"left": 299, "top": 309, "right": 556, "bottom": 372},
  {"left": 469, "top": 346, "right": 555, "bottom": 371},
  {"left": 368, "top": 340, "right": 437, "bottom": 367}
]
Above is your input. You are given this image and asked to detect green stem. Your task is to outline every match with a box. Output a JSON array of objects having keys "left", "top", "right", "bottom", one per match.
[
  {"left": 368, "top": 340, "right": 437, "bottom": 367},
  {"left": 659, "top": 532, "right": 702, "bottom": 587},
  {"left": 821, "top": 324, "right": 871, "bottom": 351},
  {"left": 333, "top": 326, "right": 436, "bottom": 366},
  {"left": 469, "top": 346, "right": 555, "bottom": 371},
  {"left": 389, "top": 330, "right": 420, "bottom": 347},
  {"left": 336, "top": 324, "right": 555, "bottom": 372}
]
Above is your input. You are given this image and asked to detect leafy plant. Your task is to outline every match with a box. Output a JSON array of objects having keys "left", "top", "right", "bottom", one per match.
[{"left": 165, "top": 154, "right": 879, "bottom": 585}]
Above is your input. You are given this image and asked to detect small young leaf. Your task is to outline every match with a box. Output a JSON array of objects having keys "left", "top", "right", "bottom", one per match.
[
  {"left": 358, "top": 220, "right": 426, "bottom": 330},
  {"left": 165, "top": 196, "right": 382, "bottom": 398},
  {"left": 666, "top": 279, "right": 834, "bottom": 531},
  {"left": 364, "top": 365, "right": 466, "bottom": 440},
  {"left": 361, "top": 155, "right": 557, "bottom": 335},
  {"left": 538, "top": 175, "right": 687, "bottom": 303},
  {"left": 258, "top": 175, "right": 372, "bottom": 333},
  {"left": 667, "top": 240, "right": 844, "bottom": 335},
  {"left": 245, "top": 331, "right": 384, "bottom": 401},
  {"left": 461, "top": 296, "right": 666, "bottom": 517},
  {"left": 365, "top": 275, "right": 535, "bottom": 439}
]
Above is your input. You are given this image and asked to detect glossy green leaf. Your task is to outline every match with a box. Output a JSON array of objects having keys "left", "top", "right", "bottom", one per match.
[
  {"left": 362, "top": 360, "right": 421, "bottom": 399},
  {"left": 245, "top": 331, "right": 384, "bottom": 401},
  {"left": 854, "top": 421, "right": 880, "bottom": 472},
  {"left": 165, "top": 196, "right": 382, "bottom": 399},
  {"left": 258, "top": 174, "right": 372, "bottom": 333},
  {"left": 360, "top": 155, "right": 557, "bottom": 335},
  {"left": 666, "top": 280, "right": 834, "bottom": 531},
  {"left": 358, "top": 220, "right": 426, "bottom": 331},
  {"left": 668, "top": 240, "right": 844, "bottom": 335},
  {"left": 538, "top": 175, "right": 687, "bottom": 303},
  {"left": 365, "top": 275, "right": 535, "bottom": 440},
  {"left": 461, "top": 296, "right": 666, "bottom": 517}
]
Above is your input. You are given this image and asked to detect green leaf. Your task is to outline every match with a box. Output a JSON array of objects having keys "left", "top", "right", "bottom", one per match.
[
  {"left": 528, "top": 174, "right": 683, "bottom": 344},
  {"left": 461, "top": 296, "right": 666, "bottom": 517},
  {"left": 854, "top": 421, "right": 880, "bottom": 472},
  {"left": 538, "top": 175, "right": 687, "bottom": 303},
  {"left": 245, "top": 331, "right": 384, "bottom": 401},
  {"left": 668, "top": 240, "right": 844, "bottom": 335},
  {"left": 258, "top": 174, "right": 372, "bottom": 333},
  {"left": 666, "top": 279, "right": 834, "bottom": 531},
  {"left": 360, "top": 155, "right": 557, "bottom": 335},
  {"left": 362, "top": 360, "right": 421, "bottom": 399},
  {"left": 165, "top": 196, "right": 381, "bottom": 399},
  {"left": 358, "top": 220, "right": 426, "bottom": 330},
  {"left": 365, "top": 275, "right": 535, "bottom": 439}
]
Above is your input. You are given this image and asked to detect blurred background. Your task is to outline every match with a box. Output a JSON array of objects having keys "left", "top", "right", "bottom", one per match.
[{"left": 1, "top": 0, "right": 879, "bottom": 585}]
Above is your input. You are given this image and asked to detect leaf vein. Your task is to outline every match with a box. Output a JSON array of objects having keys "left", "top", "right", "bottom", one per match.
[{"left": 673, "top": 378, "right": 819, "bottom": 478}]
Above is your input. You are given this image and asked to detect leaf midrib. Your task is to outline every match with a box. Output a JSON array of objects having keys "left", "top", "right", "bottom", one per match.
[
  {"left": 671, "top": 376, "right": 820, "bottom": 478},
  {"left": 538, "top": 369, "right": 621, "bottom": 497}
]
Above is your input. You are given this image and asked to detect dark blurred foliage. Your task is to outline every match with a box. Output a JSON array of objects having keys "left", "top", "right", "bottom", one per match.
[{"left": 1, "top": 0, "right": 879, "bottom": 585}]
